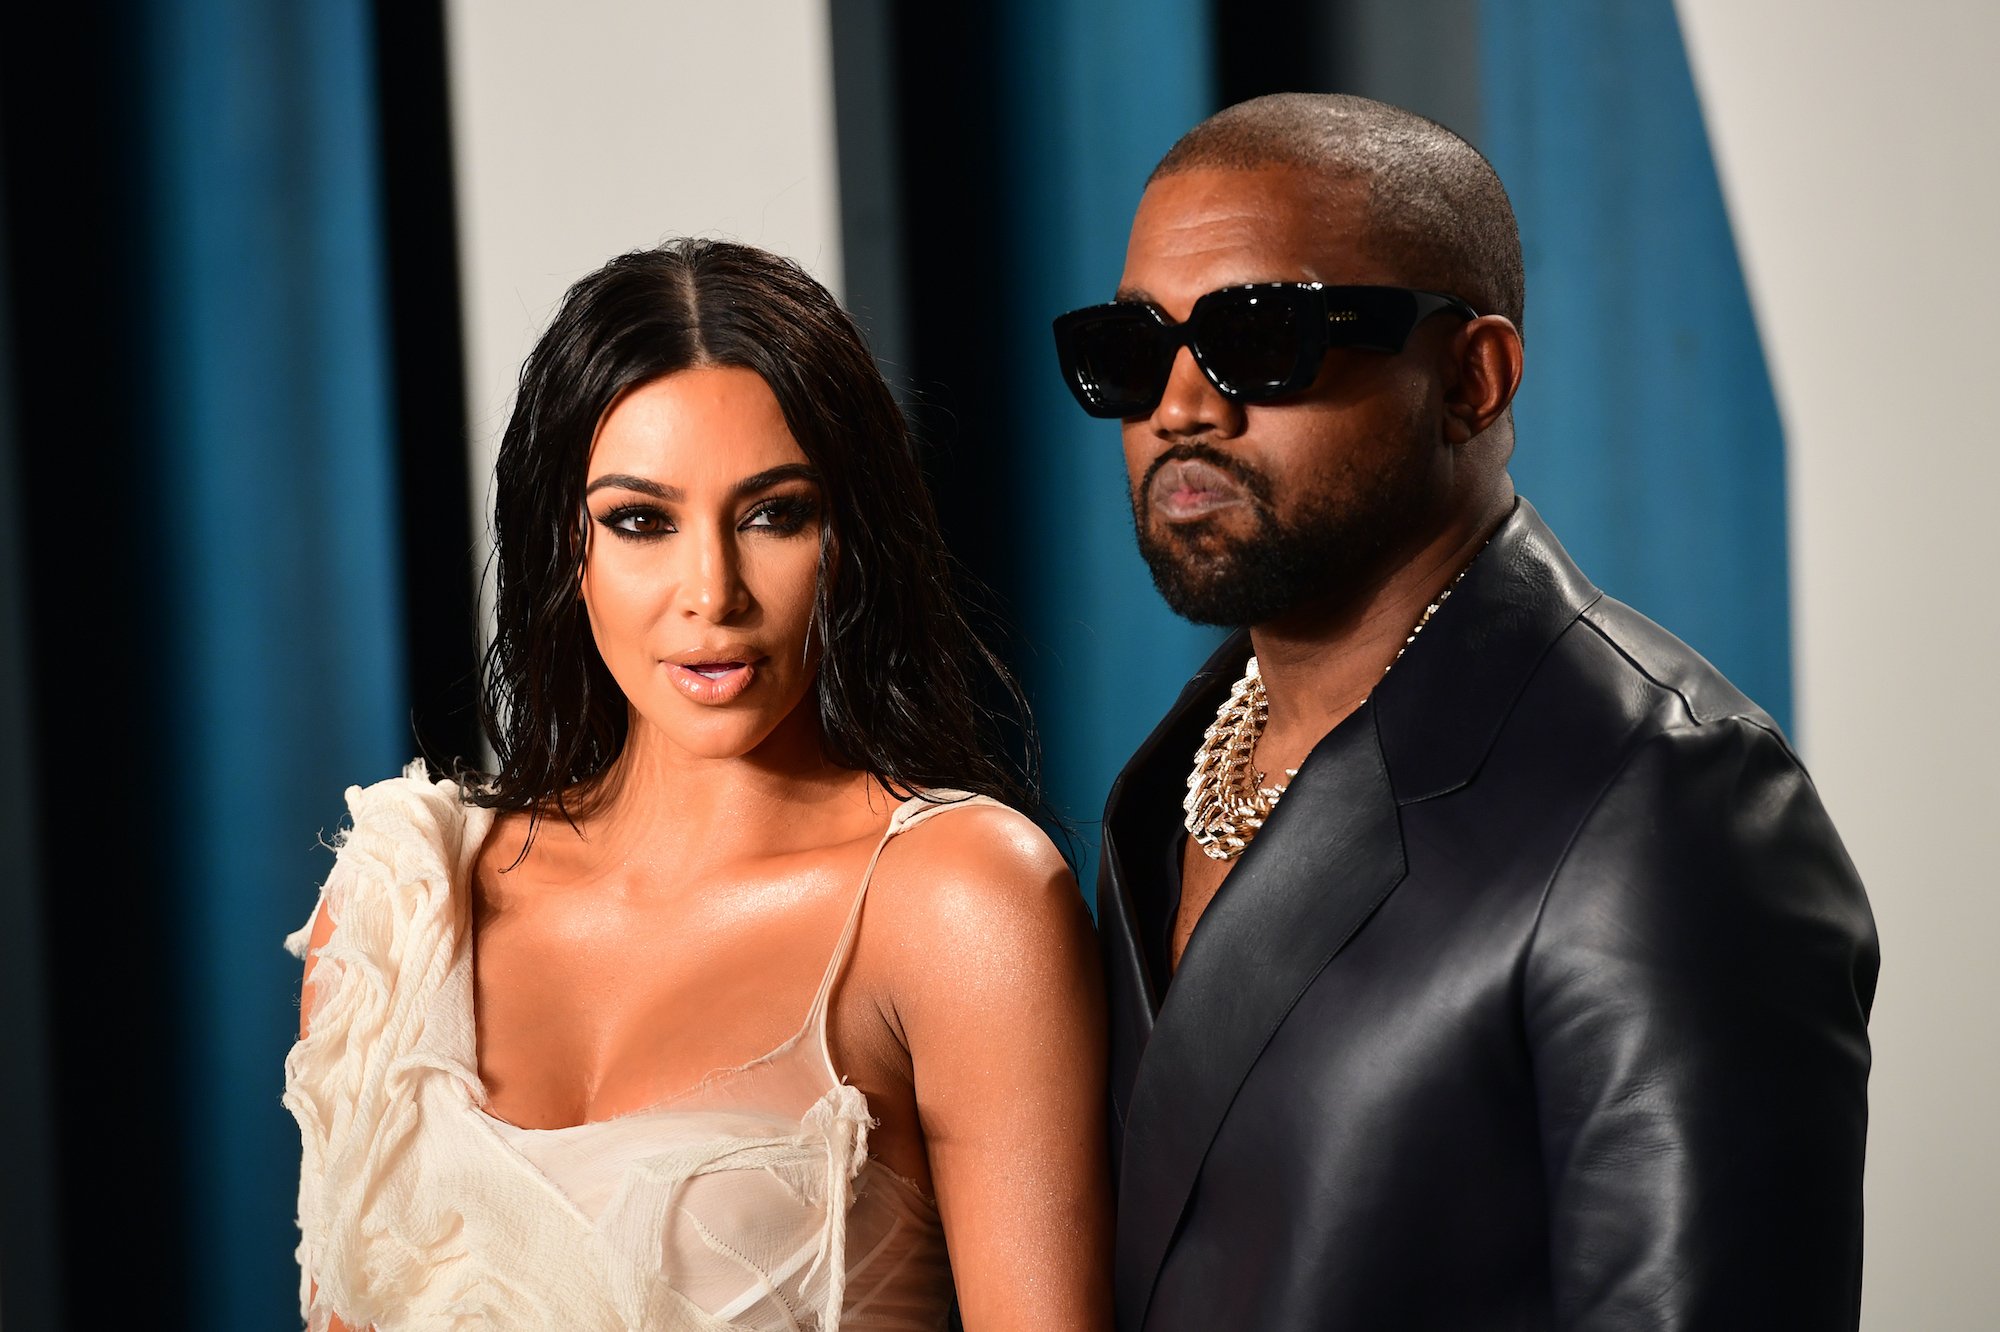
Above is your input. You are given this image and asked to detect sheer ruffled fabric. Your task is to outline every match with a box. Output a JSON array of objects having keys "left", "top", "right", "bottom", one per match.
[{"left": 282, "top": 765, "right": 960, "bottom": 1331}]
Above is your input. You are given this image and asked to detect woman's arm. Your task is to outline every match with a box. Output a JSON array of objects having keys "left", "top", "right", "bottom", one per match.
[{"left": 888, "top": 808, "right": 1115, "bottom": 1331}]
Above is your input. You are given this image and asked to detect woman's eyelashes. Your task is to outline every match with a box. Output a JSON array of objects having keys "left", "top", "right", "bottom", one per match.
[
  {"left": 597, "top": 503, "right": 671, "bottom": 539},
  {"left": 740, "top": 492, "right": 819, "bottom": 535},
  {"left": 592, "top": 492, "right": 819, "bottom": 542}
]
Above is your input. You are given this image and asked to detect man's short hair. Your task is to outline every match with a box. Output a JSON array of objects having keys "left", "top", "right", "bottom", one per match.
[{"left": 1151, "top": 93, "right": 1525, "bottom": 333}]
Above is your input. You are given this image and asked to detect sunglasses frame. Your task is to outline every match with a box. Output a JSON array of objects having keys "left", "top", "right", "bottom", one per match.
[{"left": 1052, "top": 282, "right": 1480, "bottom": 419}]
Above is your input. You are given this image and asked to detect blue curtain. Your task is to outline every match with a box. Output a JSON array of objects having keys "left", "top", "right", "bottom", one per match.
[
  {"left": 1481, "top": 0, "right": 1794, "bottom": 732},
  {"left": 992, "top": 0, "right": 1224, "bottom": 895},
  {"left": 141, "top": 0, "right": 409, "bottom": 1321}
]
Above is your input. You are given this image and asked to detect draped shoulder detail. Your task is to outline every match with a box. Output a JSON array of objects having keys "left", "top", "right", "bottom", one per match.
[{"left": 281, "top": 762, "right": 538, "bottom": 1329}]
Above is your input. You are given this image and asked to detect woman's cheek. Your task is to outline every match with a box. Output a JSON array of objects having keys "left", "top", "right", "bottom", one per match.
[
  {"left": 583, "top": 564, "right": 664, "bottom": 673},
  {"left": 748, "top": 543, "right": 821, "bottom": 646}
]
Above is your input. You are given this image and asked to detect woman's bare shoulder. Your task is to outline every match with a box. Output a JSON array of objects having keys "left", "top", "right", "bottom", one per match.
[
  {"left": 893, "top": 799, "right": 1074, "bottom": 906},
  {"left": 865, "top": 798, "right": 1095, "bottom": 992},
  {"left": 858, "top": 798, "right": 1106, "bottom": 1157}
]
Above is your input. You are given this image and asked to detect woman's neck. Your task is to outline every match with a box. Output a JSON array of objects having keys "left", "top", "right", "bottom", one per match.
[{"left": 560, "top": 706, "right": 888, "bottom": 875}]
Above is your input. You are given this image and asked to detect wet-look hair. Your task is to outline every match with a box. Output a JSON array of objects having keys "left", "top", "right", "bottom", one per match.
[{"left": 474, "top": 238, "right": 1040, "bottom": 833}]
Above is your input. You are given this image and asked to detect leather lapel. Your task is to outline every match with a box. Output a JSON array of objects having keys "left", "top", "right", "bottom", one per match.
[
  {"left": 1113, "top": 700, "right": 1406, "bottom": 1327},
  {"left": 1100, "top": 632, "right": 1248, "bottom": 1128}
]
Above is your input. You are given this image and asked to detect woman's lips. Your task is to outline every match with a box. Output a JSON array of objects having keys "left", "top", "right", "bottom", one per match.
[
  {"left": 666, "top": 657, "right": 762, "bottom": 704},
  {"left": 1148, "top": 457, "right": 1251, "bottom": 521}
]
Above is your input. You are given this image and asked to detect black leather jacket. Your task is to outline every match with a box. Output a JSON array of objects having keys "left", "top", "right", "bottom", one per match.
[{"left": 1099, "top": 500, "right": 1878, "bottom": 1331}]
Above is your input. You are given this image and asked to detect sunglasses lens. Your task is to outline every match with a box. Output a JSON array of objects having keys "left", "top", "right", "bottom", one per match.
[
  {"left": 1195, "top": 291, "right": 1311, "bottom": 397},
  {"left": 1057, "top": 285, "right": 1472, "bottom": 420},
  {"left": 1064, "top": 311, "right": 1172, "bottom": 416}
]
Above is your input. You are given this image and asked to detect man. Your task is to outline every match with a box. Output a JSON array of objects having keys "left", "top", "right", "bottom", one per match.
[{"left": 1056, "top": 94, "right": 1878, "bottom": 1330}]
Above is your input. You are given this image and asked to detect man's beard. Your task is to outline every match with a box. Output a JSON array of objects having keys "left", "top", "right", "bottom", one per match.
[{"left": 1133, "top": 441, "right": 1434, "bottom": 628}]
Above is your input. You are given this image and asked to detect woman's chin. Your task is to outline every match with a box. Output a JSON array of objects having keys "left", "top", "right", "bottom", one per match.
[{"left": 624, "top": 695, "right": 812, "bottom": 766}]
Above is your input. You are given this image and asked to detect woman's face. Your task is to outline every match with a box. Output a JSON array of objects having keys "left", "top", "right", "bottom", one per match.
[{"left": 580, "top": 366, "right": 825, "bottom": 763}]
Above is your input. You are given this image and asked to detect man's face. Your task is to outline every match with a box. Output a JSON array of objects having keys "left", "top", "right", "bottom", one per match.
[{"left": 1118, "top": 166, "right": 1456, "bottom": 627}]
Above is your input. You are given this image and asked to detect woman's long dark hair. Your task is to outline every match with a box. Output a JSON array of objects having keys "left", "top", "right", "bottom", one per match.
[{"left": 473, "top": 239, "right": 1041, "bottom": 835}]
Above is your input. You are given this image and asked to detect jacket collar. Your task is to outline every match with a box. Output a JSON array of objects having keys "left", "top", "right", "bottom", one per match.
[
  {"left": 1371, "top": 497, "right": 1602, "bottom": 802},
  {"left": 1104, "top": 498, "right": 1602, "bottom": 1328}
]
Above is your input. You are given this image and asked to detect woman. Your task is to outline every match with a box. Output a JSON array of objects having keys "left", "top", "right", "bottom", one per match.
[{"left": 284, "top": 240, "right": 1113, "bottom": 1331}]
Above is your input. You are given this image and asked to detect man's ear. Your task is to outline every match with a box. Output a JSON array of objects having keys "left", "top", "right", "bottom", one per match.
[{"left": 1442, "top": 315, "right": 1524, "bottom": 444}]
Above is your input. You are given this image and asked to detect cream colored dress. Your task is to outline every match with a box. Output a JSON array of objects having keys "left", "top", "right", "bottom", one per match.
[{"left": 283, "top": 765, "right": 969, "bottom": 1331}]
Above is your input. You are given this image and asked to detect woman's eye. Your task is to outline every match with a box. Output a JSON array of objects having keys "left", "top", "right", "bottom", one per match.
[
  {"left": 742, "top": 496, "right": 817, "bottom": 534},
  {"left": 597, "top": 505, "right": 672, "bottom": 537}
]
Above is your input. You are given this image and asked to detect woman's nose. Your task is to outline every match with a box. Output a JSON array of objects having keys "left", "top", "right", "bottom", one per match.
[{"left": 676, "top": 524, "right": 751, "bottom": 622}]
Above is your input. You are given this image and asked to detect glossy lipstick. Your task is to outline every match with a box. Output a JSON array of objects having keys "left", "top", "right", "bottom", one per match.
[{"left": 665, "top": 656, "right": 762, "bottom": 704}]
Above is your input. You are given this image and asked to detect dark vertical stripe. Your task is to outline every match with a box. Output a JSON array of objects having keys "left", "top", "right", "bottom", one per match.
[
  {"left": 881, "top": 3, "right": 1017, "bottom": 597},
  {"left": 0, "top": 128, "right": 64, "bottom": 1332},
  {"left": 1213, "top": 0, "right": 1341, "bottom": 103},
  {"left": 870, "top": 1, "right": 1057, "bottom": 848},
  {"left": 829, "top": 0, "right": 913, "bottom": 398},
  {"left": 0, "top": 2, "right": 190, "bottom": 1323},
  {"left": 372, "top": 0, "right": 482, "bottom": 770},
  {"left": 1214, "top": 0, "right": 1482, "bottom": 140},
  {"left": 837, "top": 5, "right": 1066, "bottom": 874}
]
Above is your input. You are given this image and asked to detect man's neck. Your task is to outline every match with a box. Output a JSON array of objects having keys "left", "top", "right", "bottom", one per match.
[{"left": 1248, "top": 492, "right": 1514, "bottom": 776}]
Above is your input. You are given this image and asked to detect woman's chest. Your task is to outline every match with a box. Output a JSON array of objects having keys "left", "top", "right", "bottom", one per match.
[
  {"left": 472, "top": 867, "right": 844, "bottom": 1112},
  {"left": 469, "top": 874, "right": 931, "bottom": 1194}
]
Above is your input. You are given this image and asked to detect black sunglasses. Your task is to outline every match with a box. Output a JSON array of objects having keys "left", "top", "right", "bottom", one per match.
[{"left": 1052, "top": 283, "right": 1479, "bottom": 419}]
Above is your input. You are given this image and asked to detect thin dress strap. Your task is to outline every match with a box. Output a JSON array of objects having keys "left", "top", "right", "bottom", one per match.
[{"left": 805, "top": 790, "right": 1002, "bottom": 1081}]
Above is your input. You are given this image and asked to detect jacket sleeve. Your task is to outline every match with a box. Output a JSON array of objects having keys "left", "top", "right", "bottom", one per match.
[{"left": 1525, "top": 717, "right": 1878, "bottom": 1330}]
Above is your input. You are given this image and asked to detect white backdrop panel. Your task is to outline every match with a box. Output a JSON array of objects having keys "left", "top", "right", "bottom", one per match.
[
  {"left": 1676, "top": 3, "right": 2000, "bottom": 1326},
  {"left": 446, "top": 0, "right": 843, "bottom": 577}
]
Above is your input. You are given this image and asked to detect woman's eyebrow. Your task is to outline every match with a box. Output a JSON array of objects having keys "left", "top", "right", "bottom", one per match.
[
  {"left": 731, "top": 463, "right": 819, "bottom": 498},
  {"left": 585, "top": 473, "right": 680, "bottom": 501},
  {"left": 583, "top": 464, "right": 818, "bottom": 502}
]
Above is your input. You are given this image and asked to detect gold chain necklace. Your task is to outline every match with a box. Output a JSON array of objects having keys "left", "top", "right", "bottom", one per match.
[{"left": 1182, "top": 563, "right": 1477, "bottom": 861}]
